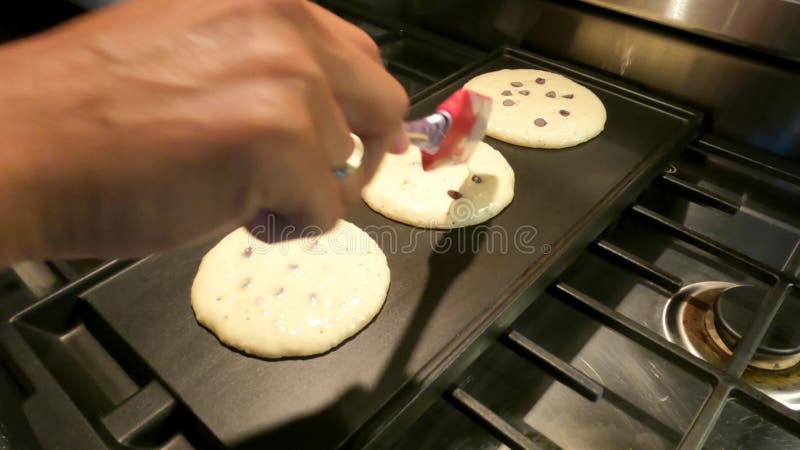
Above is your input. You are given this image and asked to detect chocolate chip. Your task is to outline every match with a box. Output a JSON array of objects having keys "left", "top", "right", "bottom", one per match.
[
  {"left": 510, "top": 81, "right": 523, "bottom": 87},
  {"left": 559, "top": 109, "right": 571, "bottom": 117},
  {"left": 545, "top": 90, "right": 556, "bottom": 98},
  {"left": 562, "top": 94, "right": 574, "bottom": 99},
  {"left": 447, "top": 190, "right": 463, "bottom": 199},
  {"left": 519, "top": 90, "right": 530, "bottom": 96},
  {"left": 243, "top": 246, "right": 252, "bottom": 258},
  {"left": 501, "top": 90, "right": 512, "bottom": 96},
  {"left": 536, "top": 78, "right": 546, "bottom": 84},
  {"left": 502, "top": 99, "right": 515, "bottom": 106},
  {"left": 472, "top": 175, "right": 483, "bottom": 183},
  {"left": 534, "top": 118, "right": 547, "bottom": 127}
]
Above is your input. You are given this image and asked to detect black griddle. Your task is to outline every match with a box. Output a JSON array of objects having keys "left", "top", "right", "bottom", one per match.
[{"left": 1, "top": 48, "right": 702, "bottom": 449}]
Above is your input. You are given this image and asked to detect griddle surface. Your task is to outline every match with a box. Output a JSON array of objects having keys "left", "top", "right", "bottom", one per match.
[{"left": 81, "top": 48, "right": 701, "bottom": 448}]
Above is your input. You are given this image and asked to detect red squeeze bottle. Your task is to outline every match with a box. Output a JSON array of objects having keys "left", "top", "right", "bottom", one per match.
[{"left": 403, "top": 89, "right": 492, "bottom": 171}]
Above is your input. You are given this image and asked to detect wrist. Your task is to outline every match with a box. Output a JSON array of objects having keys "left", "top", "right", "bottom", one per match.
[
  {"left": 0, "top": 154, "right": 47, "bottom": 266},
  {"left": 0, "top": 37, "right": 106, "bottom": 265}
]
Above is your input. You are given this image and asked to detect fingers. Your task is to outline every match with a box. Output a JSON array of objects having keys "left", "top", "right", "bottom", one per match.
[
  {"left": 304, "top": 81, "right": 365, "bottom": 207},
  {"left": 357, "top": 135, "right": 390, "bottom": 186},
  {"left": 388, "top": 127, "right": 409, "bottom": 155},
  {"left": 248, "top": 70, "right": 355, "bottom": 238},
  {"left": 305, "top": 80, "right": 354, "bottom": 173},
  {"left": 256, "top": 135, "right": 345, "bottom": 235},
  {"left": 281, "top": 3, "right": 409, "bottom": 163},
  {"left": 317, "top": 45, "right": 409, "bottom": 143},
  {"left": 247, "top": 2, "right": 409, "bottom": 235},
  {"left": 305, "top": 3, "right": 382, "bottom": 64},
  {"left": 311, "top": 39, "right": 409, "bottom": 197}
]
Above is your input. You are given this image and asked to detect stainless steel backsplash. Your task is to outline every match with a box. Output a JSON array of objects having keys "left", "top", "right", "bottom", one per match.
[{"left": 347, "top": 0, "right": 800, "bottom": 160}]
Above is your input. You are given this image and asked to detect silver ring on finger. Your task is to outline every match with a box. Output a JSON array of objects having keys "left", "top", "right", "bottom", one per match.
[{"left": 333, "top": 133, "right": 364, "bottom": 178}]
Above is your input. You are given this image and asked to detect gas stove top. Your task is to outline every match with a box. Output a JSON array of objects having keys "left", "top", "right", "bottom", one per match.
[
  {"left": 387, "top": 137, "right": 800, "bottom": 450},
  {"left": 1, "top": 2, "right": 799, "bottom": 450}
]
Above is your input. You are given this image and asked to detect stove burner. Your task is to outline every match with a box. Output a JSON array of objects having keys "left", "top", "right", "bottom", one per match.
[
  {"left": 714, "top": 285, "right": 800, "bottom": 358},
  {"left": 663, "top": 282, "right": 800, "bottom": 410}
]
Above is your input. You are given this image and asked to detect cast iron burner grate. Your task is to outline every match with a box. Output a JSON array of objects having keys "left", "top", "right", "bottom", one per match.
[
  {"left": 386, "top": 138, "right": 800, "bottom": 450},
  {"left": 2, "top": 5, "right": 795, "bottom": 448},
  {"left": 1, "top": 46, "right": 704, "bottom": 450}
]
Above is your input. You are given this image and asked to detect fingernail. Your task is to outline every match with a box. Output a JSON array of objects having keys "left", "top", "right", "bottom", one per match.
[{"left": 389, "top": 130, "right": 409, "bottom": 154}]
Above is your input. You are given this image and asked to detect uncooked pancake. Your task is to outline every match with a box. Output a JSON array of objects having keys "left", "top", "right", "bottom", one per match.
[
  {"left": 191, "top": 220, "right": 390, "bottom": 358},
  {"left": 362, "top": 141, "right": 514, "bottom": 228},
  {"left": 464, "top": 69, "right": 606, "bottom": 148}
]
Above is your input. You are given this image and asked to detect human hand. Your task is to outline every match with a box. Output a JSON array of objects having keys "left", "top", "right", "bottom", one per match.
[{"left": 0, "top": 0, "right": 408, "bottom": 263}]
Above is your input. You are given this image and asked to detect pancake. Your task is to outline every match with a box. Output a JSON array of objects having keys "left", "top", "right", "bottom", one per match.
[
  {"left": 191, "top": 220, "right": 390, "bottom": 358},
  {"left": 464, "top": 69, "right": 606, "bottom": 148},
  {"left": 362, "top": 141, "right": 514, "bottom": 228}
]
